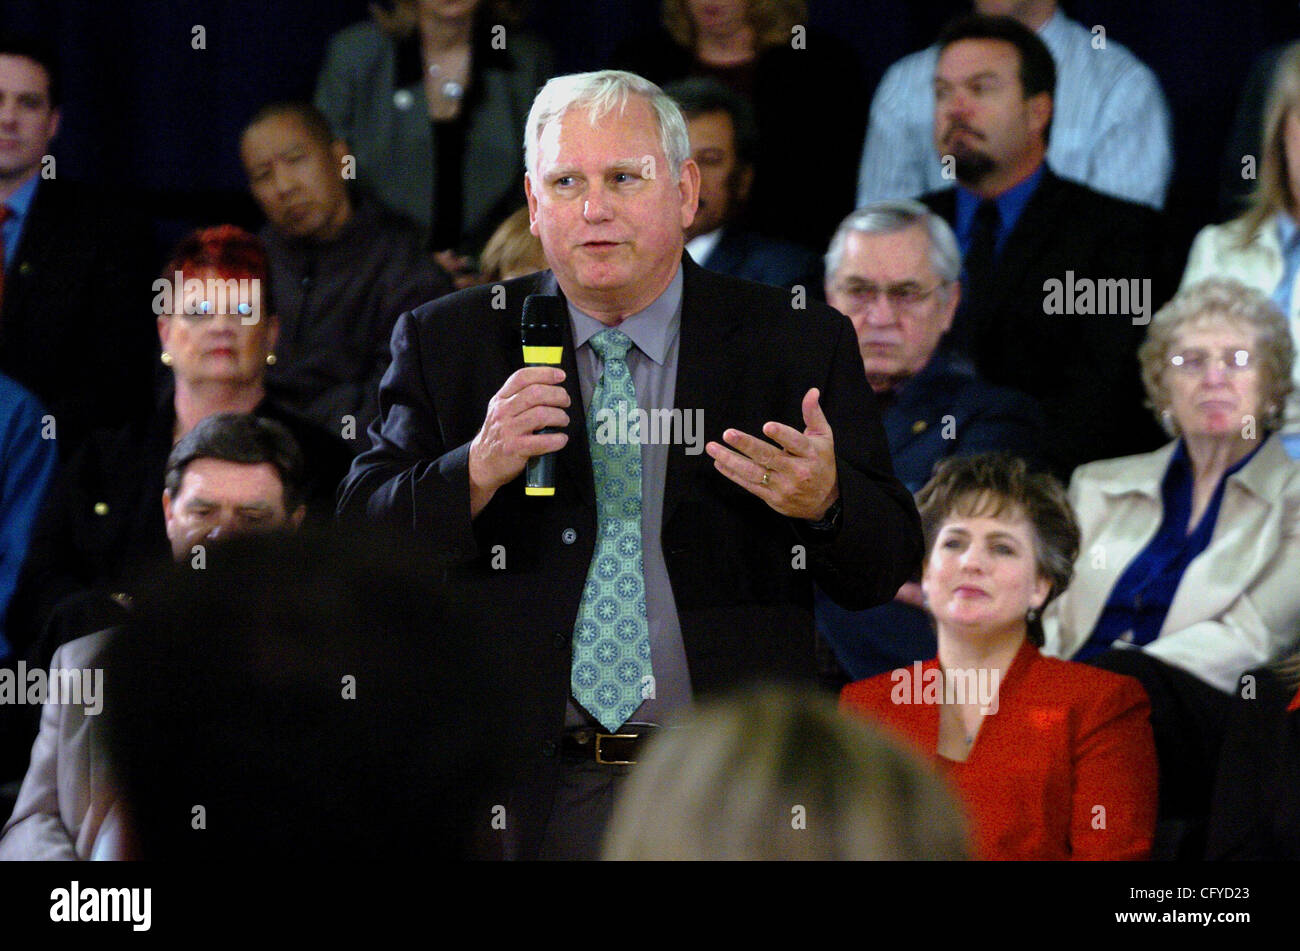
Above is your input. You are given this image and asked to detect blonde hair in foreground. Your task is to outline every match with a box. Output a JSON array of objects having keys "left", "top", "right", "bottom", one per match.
[{"left": 601, "top": 686, "right": 970, "bottom": 860}]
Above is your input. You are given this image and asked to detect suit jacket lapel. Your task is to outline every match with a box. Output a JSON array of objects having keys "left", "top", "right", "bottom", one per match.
[
  {"left": 980, "top": 170, "right": 1065, "bottom": 321},
  {"left": 663, "top": 256, "right": 746, "bottom": 530},
  {"left": 885, "top": 351, "right": 953, "bottom": 455}
]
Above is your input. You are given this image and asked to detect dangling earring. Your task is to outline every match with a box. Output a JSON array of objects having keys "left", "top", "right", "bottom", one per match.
[
  {"left": 265, "top": 353, "right": 277, "bottom": 366},
  {"left": 1026, "top": 606, "right": 1040, "bottom": 624},
  {"left": 160, "top": 351, "right": 173, "bottom": 366}
]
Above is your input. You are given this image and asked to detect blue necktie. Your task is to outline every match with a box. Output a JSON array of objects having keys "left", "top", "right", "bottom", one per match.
[{"left": 571, "top": 328, "right": 652, "bottom": 732}]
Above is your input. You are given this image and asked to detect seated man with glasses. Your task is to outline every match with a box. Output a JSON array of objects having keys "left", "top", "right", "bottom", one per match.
[
  {"left": 1043, "top": 277, "right": 1300, "bottom": 857},
  {"left": 816, "top": 199, "right": 1044, "bottom": 681}
]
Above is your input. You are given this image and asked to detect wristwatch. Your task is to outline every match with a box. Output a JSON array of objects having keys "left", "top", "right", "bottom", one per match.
[{"left": 805, "top": 496, "right": 843, "bottom": 533}]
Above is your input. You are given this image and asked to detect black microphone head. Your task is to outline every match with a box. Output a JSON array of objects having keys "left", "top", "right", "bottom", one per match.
[{"left": 521, "top": 294, "right": 565, "bottom": 348}]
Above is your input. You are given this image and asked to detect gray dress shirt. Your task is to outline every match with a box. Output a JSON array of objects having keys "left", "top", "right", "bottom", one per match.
[{"left": 564, "top": 267, "right": 691, "bottom": 727}]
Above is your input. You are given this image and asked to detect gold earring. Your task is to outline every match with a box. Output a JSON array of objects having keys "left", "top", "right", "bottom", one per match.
[
  {"left": 160, "top": 351, "right": 173, "bottom": 366},
  {"left": 266, "top": 353, "right": 277, "bottom": 366}
]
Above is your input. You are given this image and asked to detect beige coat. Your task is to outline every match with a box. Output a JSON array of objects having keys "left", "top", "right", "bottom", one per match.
[
  {"left": 1043, "top": 436, "right": 1300, "bottom": 692},
  {"left": 0, "top": 631, "right": 121, "bottom": 861}
]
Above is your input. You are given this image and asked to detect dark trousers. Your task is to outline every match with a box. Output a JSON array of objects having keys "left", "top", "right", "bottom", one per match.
[{"left": 535, "top": 756, "right": 632, "bottom": 860}]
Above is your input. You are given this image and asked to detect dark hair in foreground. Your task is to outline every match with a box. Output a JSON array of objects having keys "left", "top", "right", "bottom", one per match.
[
  {"left": 603, "top": 685, "right": 970, "bottom": 860},
  {"left": 937, "top": 14, "right": 1057, "bottom": 141},
  {"left": 164, "top": 413, "right": 308, "bottom": 514},
  {"left": 916, "top": 454, "right": 1078, "bottom": 646},
  {"left": 0, "top": 33, "right": 61, "bottom": 107},
  {"left": 100, "top": 529, "right": 511, "bottom": 859}
]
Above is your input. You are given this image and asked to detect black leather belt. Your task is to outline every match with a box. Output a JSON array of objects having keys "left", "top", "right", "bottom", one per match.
[{"left": 561, "top": 725, "right": 660, "bottom": 765}]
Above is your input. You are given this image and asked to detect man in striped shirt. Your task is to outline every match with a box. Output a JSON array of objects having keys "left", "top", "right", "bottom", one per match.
[{"left": 857, "top": 0, "right": 1172, "bottom": 211}]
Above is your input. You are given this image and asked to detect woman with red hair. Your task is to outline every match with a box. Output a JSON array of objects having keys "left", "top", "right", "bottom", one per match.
[{"left": 1, "top": 227, "right": 351, "bottom": 707}]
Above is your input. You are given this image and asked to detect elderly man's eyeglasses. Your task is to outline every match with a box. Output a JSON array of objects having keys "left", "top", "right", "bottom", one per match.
[
  {"left": 832, "top": 281, "right": 944, "bottom": 310},
  {"left": 1168, "top": 348, "right": 1253, "bottom": 375}
]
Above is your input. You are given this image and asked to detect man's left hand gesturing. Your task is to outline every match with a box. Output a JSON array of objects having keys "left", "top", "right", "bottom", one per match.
[{"left": 705, "top": 387, "right": 840, "bottom": 521}]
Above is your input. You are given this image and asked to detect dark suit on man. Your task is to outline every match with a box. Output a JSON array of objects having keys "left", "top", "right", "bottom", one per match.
[
  {"left": 338, "top": 255, "right": 923, "bottom": 858},
  {"left": 695, "top": 227, "right": 821, "bottom": 291},
  {"left": 816, "top": 348, "right": 1046, "bottom": 680},
  {"left": 0, "top": 179, "right": 157, "bottom": 456},
  {"left": 921, "top": 167, "right": 1169, "bottom": 477}
]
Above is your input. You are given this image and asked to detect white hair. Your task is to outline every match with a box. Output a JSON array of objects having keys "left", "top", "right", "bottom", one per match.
[
  {"left": 824, "top": 199, "right": 962, "bottom": 290},
  {"left": 523, "top": 70, "right": 691, "bottom": 180}
]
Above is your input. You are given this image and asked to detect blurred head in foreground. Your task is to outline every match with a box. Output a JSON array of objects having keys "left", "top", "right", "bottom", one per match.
[
  {"left": 100, "top": 528, "right": 509, "bottom": 859},
  {"left": 602, "top": 685, "right": 969, "bottom": 860}
]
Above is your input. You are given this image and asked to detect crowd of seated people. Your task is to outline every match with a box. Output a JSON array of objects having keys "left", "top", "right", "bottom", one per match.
[{"left": 2, "top": 0, "right": 1300, "bottom": 865}]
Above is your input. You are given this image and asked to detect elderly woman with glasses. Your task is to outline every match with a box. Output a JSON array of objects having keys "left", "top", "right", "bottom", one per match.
[{"left": 1043, "top": 276, "right": 1300, "bottom": 855}]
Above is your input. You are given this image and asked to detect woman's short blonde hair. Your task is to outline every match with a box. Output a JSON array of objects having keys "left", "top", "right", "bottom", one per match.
[
  {"left": 661, "top": 0, "right": 806, "bottom": 52},
  {"left": 601, "top": 686, "right": 969, "bottom": 860},
  {"left": 479, "top": 207, "right": 547, "bottom": 281},
  {"left": 1138, "top": 278, "right": 1295, "bottom": 435}
]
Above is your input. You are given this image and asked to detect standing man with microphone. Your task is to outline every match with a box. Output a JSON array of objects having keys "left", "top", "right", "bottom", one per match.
[{"left": 339, "top": 70, "right": 922, "bottom": 860}]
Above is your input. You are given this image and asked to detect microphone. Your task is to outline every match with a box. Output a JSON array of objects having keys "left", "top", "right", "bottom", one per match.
[{"left": 520, "top": 294, "right": 566, "bottom": 497}]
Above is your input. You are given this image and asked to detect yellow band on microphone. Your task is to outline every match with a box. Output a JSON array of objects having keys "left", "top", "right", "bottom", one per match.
[
  {"left": 525, "top": 486, "right": 556, "bottom": 496},
  {"left": 522, "top": 346, "right": 563, "bottom": 365}
]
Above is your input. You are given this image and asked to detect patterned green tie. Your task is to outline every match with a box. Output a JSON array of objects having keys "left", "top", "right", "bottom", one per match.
[{"left": 572, "top": 328, "right": 651, "bottom": 732}]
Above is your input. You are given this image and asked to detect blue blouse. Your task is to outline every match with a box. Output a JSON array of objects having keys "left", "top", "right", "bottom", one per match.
[{"left": 1077, "top": 438, "right": 1265, "bottom": 660}]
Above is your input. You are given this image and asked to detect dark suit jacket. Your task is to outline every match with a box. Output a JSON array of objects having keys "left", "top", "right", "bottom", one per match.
[
  {"left": 0, "top": 179, "right": 158, "bottom": 456},
  {"left": 921, "top": 168, "right": 1170, "bottom": 476},
  {"left": 817, "top": 348, "right": 1046, "bottom": 680},
  {"left": 338, "top": 255, "right": 923, "bottom": 858},
  {"left": 698, "top": 226, "right": 821, "bottom": 291},
  {"left": 261, "top": 195, "right": 453, "bottom": 444}
]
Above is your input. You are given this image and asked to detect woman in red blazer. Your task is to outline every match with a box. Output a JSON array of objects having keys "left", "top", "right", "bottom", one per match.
[{"left": 841, "top": 455, "right": 1158, "bottom": 860}]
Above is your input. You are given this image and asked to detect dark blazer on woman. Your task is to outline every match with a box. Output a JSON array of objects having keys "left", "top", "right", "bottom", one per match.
[{"left": 314, "top": 19, "right": 553, "bottom": 253}]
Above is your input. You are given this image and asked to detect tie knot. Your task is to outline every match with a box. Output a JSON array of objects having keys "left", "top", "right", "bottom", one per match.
[
  {"left": 975, "top": 199, "right": 999, "bottom": 228},
  {"left": 590, "top": 327, "right": 634, "bottom": 362}
]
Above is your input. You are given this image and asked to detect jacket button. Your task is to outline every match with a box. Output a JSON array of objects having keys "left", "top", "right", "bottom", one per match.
[
  {"left": 561, "top": 528, "right": 577, "bottom": 545},
  {"left": 553, "top": 632, "right": 569, "bottom": 648},
  {"left": 93, "top": 502, "right": 109, "bottom": 516},
  {"left": 541, "top": 740, "right": 558, "bottom": 757}
]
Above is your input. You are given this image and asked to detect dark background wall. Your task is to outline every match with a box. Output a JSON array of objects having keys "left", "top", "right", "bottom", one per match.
[{"left": 4, "top": 0, "right": 1298, "bottom": 262}]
